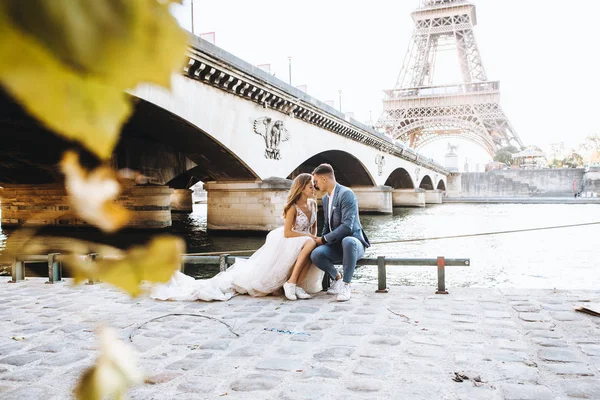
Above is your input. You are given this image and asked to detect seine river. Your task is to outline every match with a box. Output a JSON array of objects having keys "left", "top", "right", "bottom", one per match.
[{"left": 1, "top": 203, "right": 599, "bottom": 290}]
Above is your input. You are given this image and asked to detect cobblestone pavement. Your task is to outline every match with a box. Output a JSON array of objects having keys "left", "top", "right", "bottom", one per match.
[{"left": 1, "top": 279, "right": 600, "bottom": 399}]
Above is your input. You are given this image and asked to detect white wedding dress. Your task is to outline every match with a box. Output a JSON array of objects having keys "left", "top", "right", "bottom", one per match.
[{"left": 151, "top": 203, "right": 324, "bottom": 301}]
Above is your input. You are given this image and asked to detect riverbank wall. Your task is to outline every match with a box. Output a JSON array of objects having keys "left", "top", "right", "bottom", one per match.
[{"left": 446, "top": 167, "right": 600, "bottom": 200}]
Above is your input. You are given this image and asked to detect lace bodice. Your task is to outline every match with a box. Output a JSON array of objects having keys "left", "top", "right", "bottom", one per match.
[{"left": 293, "top": 202, "right": 316, "bottom": 234}]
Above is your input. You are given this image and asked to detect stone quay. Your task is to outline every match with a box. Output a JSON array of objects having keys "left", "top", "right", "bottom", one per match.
[{"left": 1, "top": 278, "right": 600, "bottom": 399}]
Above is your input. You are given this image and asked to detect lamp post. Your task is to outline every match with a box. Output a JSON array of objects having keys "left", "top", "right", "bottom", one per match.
[
  {"left": 190, "top": 0, "right": 195, "bottom": 34},
  {"left": 338, "top": 90, "right": 342, "bottom": 112},
  {"left": 288, "top": 56, "right": 292, "bottom": 85}
]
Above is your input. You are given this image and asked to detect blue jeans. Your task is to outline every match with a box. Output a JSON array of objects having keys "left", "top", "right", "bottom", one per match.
[{"left": 311, "top": 237, "right": 365, "bottom": 284}]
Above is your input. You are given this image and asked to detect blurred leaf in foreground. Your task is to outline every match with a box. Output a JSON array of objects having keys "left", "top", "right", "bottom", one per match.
[
  {"left": 61, "top": 151, "right": 130, "bottom": 233},
  {"left": 64, "top": 236, "right": 185, "bottom": 297},
  {"left": 74, "top": 327, "right": 144, "bottom": 400},
  {"left": 0, "top": 0, "right": 188, "bottom": 160}
]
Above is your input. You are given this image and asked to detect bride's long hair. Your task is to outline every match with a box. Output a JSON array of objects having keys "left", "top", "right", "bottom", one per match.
[{"left": 283, "top": 173, "right": 313, "bottom": 217}]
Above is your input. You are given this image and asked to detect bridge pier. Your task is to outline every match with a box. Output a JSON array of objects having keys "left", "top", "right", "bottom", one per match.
[
  {"left": 353, "top": 186, "right": 393, "bottom": 214},
  {"left": 205, "top": 179, "right": 290, "bottom": 232},
  {"left": 170, "top": 189, "right": 193, "bottom": 213},
  {"left": 425, "top": 189, "right": 444, "bottom": 204},
  {"left": 392, "top": 188, "right": 426, "bottom": 208},
  {"left": 0, "top": 184, "right": 173, "bottom": 228}
]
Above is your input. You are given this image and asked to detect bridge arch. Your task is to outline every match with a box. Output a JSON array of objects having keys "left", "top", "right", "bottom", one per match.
[
  {"left": 286, "top": 150, "right": 375, "bottom": 187},
  {"left": 437, "top": 179, "right": 447, "bottom": 191},
  {"left": 396, "top": 118, "right": 496, "bottom": 157},
  {"left": 120, "top": 97, "right": 259, "bottom": 187},
  {"left": 384, "top": 167, "right": 415, "bottom": 189},
  {"left": 419, "top": 175, "right": 434, "bottom": 190}
]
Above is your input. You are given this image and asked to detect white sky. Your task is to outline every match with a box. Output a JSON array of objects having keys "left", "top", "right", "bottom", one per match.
[{"left": 171, "top": 0, "right": 599, "bottom": 170}]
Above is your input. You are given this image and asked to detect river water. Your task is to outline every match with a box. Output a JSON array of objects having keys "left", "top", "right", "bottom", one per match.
[{"left": 1, "top": 203, "right": 599, "bottom": 290}]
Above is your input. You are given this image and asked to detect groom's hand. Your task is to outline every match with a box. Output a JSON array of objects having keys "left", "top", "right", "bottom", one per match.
[{"left": 315, "top": 237, "right": 324, "bottom": 246}]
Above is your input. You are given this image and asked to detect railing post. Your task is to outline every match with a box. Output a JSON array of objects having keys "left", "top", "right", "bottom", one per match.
[
  {"left": 219, "top": 254, "right": 230, "bottom": 272},
  {"left": 85, "top": 253, "right": 99, "bottom": 285},
  {"left": 436, "top": 256, "right": 448, "bottom": 294},
  {"left": 46, "top": 253, "right": 62, "bottom": 284},
  {"left": 179, "top": 255, "right": 185, "bottom": 274},
  {"left": 376, "top": 256, "right": 388, "bottom": 293},
  {"left": 9, "top": 259, "right": 24, "bottom": 283}
]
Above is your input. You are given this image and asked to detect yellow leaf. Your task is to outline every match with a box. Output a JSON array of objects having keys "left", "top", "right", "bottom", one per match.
[
  {"left": 60, "top": 151, "right": 130, "bottom": 233},
  {"left": 0, "top": 0, "right": 188, "bottom": 160},
  {"left": 74, "top": 327, "right": 144, "bottom": 400},
  {"left": 64, "top": 236, "right": 185, "bottom": 297}
]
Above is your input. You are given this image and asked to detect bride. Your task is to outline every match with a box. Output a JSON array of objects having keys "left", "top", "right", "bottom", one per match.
[{"left": 151, "top": 173, "right": 324, "bottom": 302}]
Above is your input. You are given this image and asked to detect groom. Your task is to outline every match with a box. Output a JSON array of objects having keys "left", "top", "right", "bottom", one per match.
[{"left": 311, "top": 163, "right": 370, "bottom": 301}]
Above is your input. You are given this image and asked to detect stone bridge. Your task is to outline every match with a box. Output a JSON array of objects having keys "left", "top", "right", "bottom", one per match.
[{"left": 0, "top": 37, "right": 448, "bottom": 231}]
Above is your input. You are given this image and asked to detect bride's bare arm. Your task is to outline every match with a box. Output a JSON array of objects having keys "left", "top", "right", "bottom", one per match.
[
  {"left": 310, "top": 199, "right": 317, "bottom": 236},
  {"left": 284, "top": 206, "right": 317, "bottom": 239}
]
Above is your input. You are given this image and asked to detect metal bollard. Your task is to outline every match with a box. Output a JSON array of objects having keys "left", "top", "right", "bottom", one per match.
[
  {"left": 9, "top": 260, "right": 24, "bottom": 283},
  {"left": 46, "top": 253, "right": 62, "bottom": 284},
  {"left": 219, "top": 254, "right": 230, "bottom": 272},
  {"left": 85, "top": 253, "right": 99, "bottom": 285},
  {"left": 436, "top": 256, "right": 448, "bottom": 294},
  {"left": 376, "top": 256, "right": 388, "bottom": 293}
]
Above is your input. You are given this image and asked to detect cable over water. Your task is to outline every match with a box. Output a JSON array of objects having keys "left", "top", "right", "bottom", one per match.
[{"left": 186, "top": 221, "right": 600, "bottom": 257}]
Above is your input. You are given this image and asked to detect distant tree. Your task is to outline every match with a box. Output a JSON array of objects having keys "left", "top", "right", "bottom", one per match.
[
  {"left": 580, "top": 134, "right": 600, "bottom": 153},
  {"left": 562, "top": 152, "right": 584, "bottom": 168},
  {"left": 493, "top": 145, "right": 519, "bottom": 165},
  {"left": 549, "top": 158, "right": 563, "bottom": 168}
]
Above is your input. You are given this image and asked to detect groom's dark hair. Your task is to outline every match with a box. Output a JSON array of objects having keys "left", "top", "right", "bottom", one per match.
[{"left": 312, "top": 163, "right": 335, "bottom": 178}]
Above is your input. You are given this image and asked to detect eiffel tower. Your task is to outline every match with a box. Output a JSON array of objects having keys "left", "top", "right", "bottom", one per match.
[{"left": 377, "top": 0, "right": 524, "bottom": 157}]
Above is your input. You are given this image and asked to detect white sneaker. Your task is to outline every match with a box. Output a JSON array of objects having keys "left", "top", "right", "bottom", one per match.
[
  {"left": 295, "top": 286, "right": 311, "bottom": 299},
  {"left": 327, "top": 279, "right": 344, "bottom": 295},
  {"left": 283, "top": 282, "right": 297, "bottom": 300},
  {"left": 337, "top": 283, "right": 351, "bottom": 302}
]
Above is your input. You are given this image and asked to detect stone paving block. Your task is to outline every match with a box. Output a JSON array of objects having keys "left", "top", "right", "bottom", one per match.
[
  {"left": 580, "top": 345, "right": 600, "bottom": 357},
  {"left": 519, "top": 312, "right": 551, "bottom": 322},
  {"left": 454, "top": 384, "right": 502, "bottom": 400},
  {"left": 2, "top": 384, "right": 58, "bottom": 400},
  {"left": 300, "top": 366, "right": 343, "bottom": 379},
  {"left": 290, "top": 306, "right": 319, "bottom": 314},
  {"left": 282, "top": 315, "right": 307, "bottom": 322},
  {"left": 407, "top": 344, "right": 445, "bottom": 359},
  {"left": 177, "top": 380, "right": 218, "bottom": 394},
  {"left": 230, "top": 374, "right": 280, "bottom": 392},
  {"left": 496, "top": 362, "right": 540, "bottom": 383},
  {"left": 337, "top": 325, "right": 371, "bottom": 336},
  {"left": 0, "top": 367, "right": 51, "bottom": 382},
  {"left": 0, "top": 343, "right": 26, "bottom": 356},
  {"left": 539, "top": 348, "right": 582, "bottom": 362},
  {"left": 280, "top": 383, "right": 332, "bottom": 400},
  {"left": 551, "top": 311, "right": 582, "bottom": 321},
  {"left": 40, "top": 351, "right": 88, "bottom": 367},
  {"left": 346, "top": 378, "right": 383, "bottom": 392},
  {"left": 496, "top": 339, "right": 529, "bottom": 352},
  {"left": 353, "top": 359, "right": 392, "bottom": 377},
  {"left": 368, "top": 336, "right": 402, "bottom": 346},
  {"left": 544, "top": 362, "right": 595, "bottom": 376},
  {"left": 255, "top": 357, "right": 303, "bottom": 372},
  {"left": 501, "top": 383, "right": 554, "bottom": 400},
  {"left": 484, "top": 310, "right": 512, "bottom": 319},
  {"left": 560, "top": 378, "right": 600, "bottom": 398},
  {"left": 0, "top": 353, "right": 41, "bottom": 366},
  {"left": 227, "top": 345, "right": 264, "bottom": 357},
  {"left": 313, "top": 347, "right": 354, "bottom": 361},
  {"left": 200, "top": 339, "right": 231, "bottom": 350}
]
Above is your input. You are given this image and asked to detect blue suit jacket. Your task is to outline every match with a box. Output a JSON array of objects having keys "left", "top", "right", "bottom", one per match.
[{"left": 322, "top": 184, "right": 370, "bottom": 248}]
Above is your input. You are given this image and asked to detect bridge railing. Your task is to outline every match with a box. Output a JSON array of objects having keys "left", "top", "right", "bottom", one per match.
[
  {"left": 7, "top": 253, "right": 470, "bottom": 295},
  {"left": 185, "top": 36, "right": 449, "bottom": 175}
]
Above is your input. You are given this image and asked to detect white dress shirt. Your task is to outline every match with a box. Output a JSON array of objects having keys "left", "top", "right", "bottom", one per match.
[{"left": 328, "top": 185, "right": 336, "bottom": 228}]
